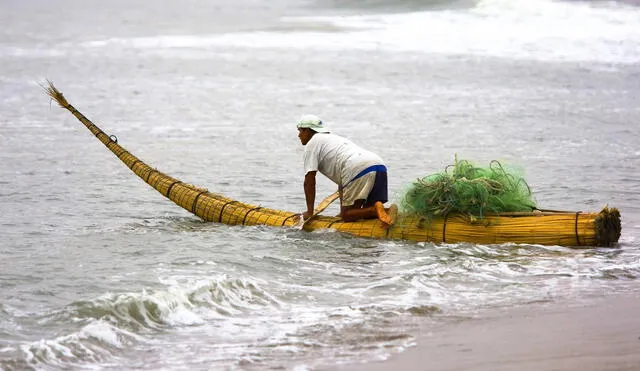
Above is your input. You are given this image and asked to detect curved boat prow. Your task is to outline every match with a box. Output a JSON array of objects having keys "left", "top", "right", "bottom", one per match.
[
  {"left": 45, "top": 82, "right": 621, "bottom": 247},
  {"left": 44, "top": 81, "right": 303, "bottom": 228}
]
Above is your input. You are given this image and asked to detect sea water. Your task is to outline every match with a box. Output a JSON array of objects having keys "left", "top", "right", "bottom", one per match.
[{"left": 1, "top": 0, "right": 639, "bottom": 369}]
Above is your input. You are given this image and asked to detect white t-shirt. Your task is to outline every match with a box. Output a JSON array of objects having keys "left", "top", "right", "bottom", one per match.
[{"left": 302, "top": 133, "right": 384, "bottom": 186}]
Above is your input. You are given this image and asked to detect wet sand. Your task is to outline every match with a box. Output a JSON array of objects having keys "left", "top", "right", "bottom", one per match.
[{"left": 340, "top": 293, "right": 640, "bottom": 371}]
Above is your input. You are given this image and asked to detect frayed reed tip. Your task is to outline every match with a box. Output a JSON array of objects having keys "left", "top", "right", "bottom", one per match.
[{"left": 41, "top": 79, "right": 69, "bottom": 107}]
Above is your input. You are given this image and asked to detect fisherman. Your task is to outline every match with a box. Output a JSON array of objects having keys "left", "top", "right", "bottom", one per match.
[{"left": 297, "top": 114, "right": 396, "bottom": 225}]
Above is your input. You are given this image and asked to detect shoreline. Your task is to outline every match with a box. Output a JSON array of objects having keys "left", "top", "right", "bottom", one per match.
[{"left": 338, "top": 293, "right": 640, "bottom": 371}]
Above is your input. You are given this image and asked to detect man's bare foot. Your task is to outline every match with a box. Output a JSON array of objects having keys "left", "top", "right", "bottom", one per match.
[
  {"left": 386, "top": 204, "right": 398, "bottom": 228},
  {"left": 374, "top": 201, "right": 394, "bottom": 226}
]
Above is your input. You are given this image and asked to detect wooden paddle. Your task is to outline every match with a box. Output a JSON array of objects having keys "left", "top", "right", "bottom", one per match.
[{"left": 299, "top": 189, "right": 341, "bottom": 229}]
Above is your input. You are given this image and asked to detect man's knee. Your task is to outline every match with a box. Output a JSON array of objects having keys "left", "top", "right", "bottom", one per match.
[
  {"left": 340, "top": 200, "right": 366, "bottom": 221},
  {"left": 340, "top": 211, "right": 356, "bottom": 222}
]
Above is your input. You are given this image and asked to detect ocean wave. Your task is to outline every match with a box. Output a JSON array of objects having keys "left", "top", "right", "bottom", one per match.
[
  {"left": 311, "top": 0, "right": 478, "bottom": 12},
  {"left": 50, "top": 276, "right": 282, "bottom": 331},
  {"left": 68, "top": 290, "right": 204, "bottom": 330},
  {"left": 1, "top": 320, "right": 140, "bottom": 371},
  {"left": 4, "top": 242, "right": 637, "bottom": 369},
  {"left": 382, "top": 242, "right": 640, "bottom": 311},
  {"left": 186, "top": 276, "right": 284, "bottom": 315},
  {"left": 80, "top": 0, "right": 640, "bottom": 64},
  {"left": 1, "top": 276, "right": 284, "bottom": 369},
  {"left": 0, "top": 46, "right": 66, "bottom": 59}
]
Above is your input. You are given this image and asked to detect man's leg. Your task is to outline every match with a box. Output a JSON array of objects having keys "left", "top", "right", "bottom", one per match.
[
  {"left": 340, "top": 200, "right": 395, "bottom": 225},
  {"left": 339, "top": 170, "right": 394, "bottom": 225},
  {"left": 340, "top": 200, "right": 375, "bottom": 222}
]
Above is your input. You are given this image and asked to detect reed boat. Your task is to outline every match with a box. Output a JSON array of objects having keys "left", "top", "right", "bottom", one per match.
[{"left": 44, "top": 82, "right": 621, "bottom": 247}]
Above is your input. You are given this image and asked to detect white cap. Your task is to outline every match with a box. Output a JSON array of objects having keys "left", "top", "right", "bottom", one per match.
[{"left": 296, "top": 114, "right": 330, "bottom": 133}]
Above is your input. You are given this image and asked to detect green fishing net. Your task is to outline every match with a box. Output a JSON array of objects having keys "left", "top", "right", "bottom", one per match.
[{"left": 400, "top": 157, "right": 537, "bottom": 221}]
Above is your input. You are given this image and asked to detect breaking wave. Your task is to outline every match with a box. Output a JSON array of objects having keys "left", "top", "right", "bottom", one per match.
[
  {"left": 1, "top": 276, "right": 281, "bottom": 370},
  {"left": 76, "top": 0, "right": 640, "bottom": 65}
]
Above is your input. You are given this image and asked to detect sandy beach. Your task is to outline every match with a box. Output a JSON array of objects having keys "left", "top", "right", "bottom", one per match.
[{"left": 341, "top": 293, "right": 640, "bottom": 371}]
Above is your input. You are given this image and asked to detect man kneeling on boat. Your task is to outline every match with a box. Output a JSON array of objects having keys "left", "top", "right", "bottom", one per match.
[{"left": 297, "top": 114, "right": 396, "bottom": 226}]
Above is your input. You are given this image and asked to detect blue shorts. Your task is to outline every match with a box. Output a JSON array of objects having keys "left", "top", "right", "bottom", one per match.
[{"left": 364, "top": 171, "right": 388, "bottom": 207}]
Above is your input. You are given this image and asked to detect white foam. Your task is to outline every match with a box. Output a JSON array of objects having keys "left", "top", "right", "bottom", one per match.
[
  {"left": 83, "top": 0, "right": 640, "bottom": 64},
  {"left": 137, "top": 289, "right": 205, "bottom": 326},
  {"left": 0, "top": 46, "right": 66, "bottom": 58},
  {"left": 79, "top": 320, "right": 124, "bottom": 348},
  {"left": 295, "top": 0, "right": 640, "bottom": 63}
]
